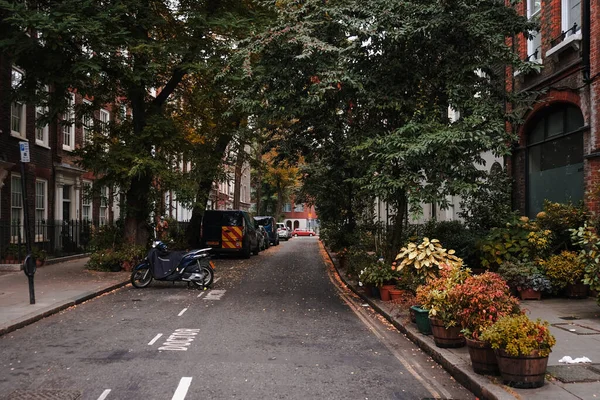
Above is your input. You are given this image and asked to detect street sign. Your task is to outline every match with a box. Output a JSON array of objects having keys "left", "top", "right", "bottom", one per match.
[{"left": 19, "top": 141, "right": 30, "bottom": 163}]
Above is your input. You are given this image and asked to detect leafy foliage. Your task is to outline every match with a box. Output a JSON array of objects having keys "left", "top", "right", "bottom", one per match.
[
  {"left": 570, "top": 224, "right": 600, "bottom": 304},
  {"left": 540, "top": 251, "right": 586, "bottom": 293},
  {"left": 359, "top": 259, "right": 398, "bottom": 288},
  {"left": 498, "top": 261, "right": 552, "bottom": 292},
  {"left": 395, "top": 238, "right": 462, "bottom": 285},
  {"left": 450, "top": 272, "right": 520, "bottom": 340},
  {"left": 536, "top": 201, "right": 587, "bottom": 252},
  {"left": 480, "top": 315, "right": 556, "bottom": 358}
]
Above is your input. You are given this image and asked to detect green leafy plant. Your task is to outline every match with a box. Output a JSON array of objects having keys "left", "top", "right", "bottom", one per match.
[
  {"left": 498, "top": 261, "right": 552, "bottom": 292},
  {"left": 480, "top": 314, "right": 556, "bottom": 357},
  {"left": 536, "top": 201, "right": 586, "bottom": 252},
  {"left": 415, "top": 266, "right": 471, "bottom": 328},
  {"left": 395, "top": 238, "right": 462, "bottom": 285},
  {"left": 479, "top": 216, "right": 553, "bottom": 270},
  {"left": 86, "top": 249, "right": 122, "bottom": 272},
  {"left": 450, "top": 272, "right": 520, "bottom": 340},
  {"left": 32, "top": 247, "right": 47, "bottom": 262},
  {"left": 570, "top": 224, "right": 600, "bottom": 304},
  {"left": 359, "top": 259, "right": 399, "bottom": 287},
  {"left": 540, "top": 251, "right": 586, "bottom": 294}
]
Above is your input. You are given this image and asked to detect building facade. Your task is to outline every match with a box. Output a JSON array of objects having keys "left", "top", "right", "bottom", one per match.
[
  {"left": 282, "top": 201, "right": 319, "bottom": 232},
  {"left": 508, "top": 0, "right": 599, "bottom": 216}
]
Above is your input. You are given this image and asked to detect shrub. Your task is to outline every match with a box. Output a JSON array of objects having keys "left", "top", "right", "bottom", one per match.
[
  {"left": 498, "top": 261, "right": 552, "bottom": 292},
  {"left": 479, "top": 216, "right": 553, "bottom": 270},
  {"left": 359, "top": 258, "right": 398, "bottom": 287},
  {"left": 450, "top": 272, "right": 520, "bottom": 340},
  {"left": 395, "top": 237, "right": 463, "bottom": 285},
  {"left": 86, "top": 249, "right": 122, "bottom": 272},
  {"left": 540, "top": 251, "right": 586, "bottom": 293},
  {"left": 421, "top": 220, "right": 480, "bottom": 267},
  {"left": 480, "top": 314, "right": 556, "bottom": 357},
  {"left": 89, "top": 224, "right": 124, "bottom": 251},
  {"left": 415, "top": 266, "right": 471, "bottom": 328},
  {"left": 570, "top": 224, "right": 600, "bottom": 304},
  {"left": 536, "top": 201, "right": 586, "bottom": 252}
]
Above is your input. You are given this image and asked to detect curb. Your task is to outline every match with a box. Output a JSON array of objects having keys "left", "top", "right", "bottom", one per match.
[
  {"left": 0, "top": 279, "right": 130, "bottom": 337},
  {"left": 0, "top": 254, "right": 90, "bottom": 272},
  {"left": 321, "top": 243, "right": 511, "bottom": 400}
]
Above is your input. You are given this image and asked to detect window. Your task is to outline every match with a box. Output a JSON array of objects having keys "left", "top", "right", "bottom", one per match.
[
  {"left": 35, "top": 180, "right": 47, "bottom": 241},
  {"left": 527, "top": 0, "right": 542, "bottom": 61},
  {"left": 99, "top": 109, "right": 110, "bottom": 134},
  {"left": 82, "top": 181, "right": 92, "bottom": 221},
  {"left": 82, "top": 100, "right": 93, "bottom": 144},
  {"left": 35, "top": 106, "right": 49, "bottom": 146},
  {"left": 63, "top": 92, "right": 75, "bottom": 150},
  {"left": 99, "top": 186, "right": 109, "bottom": 226},
  {"left": 294, "top": 203, "right": 304, "bottom": 212},
  {"left": 11, "top": 68, "right": 26, "bottom": 138},
  {"left": 283, "top": 203, "right": 292, "bottom": 212},
  {"left": 11, "top": 175, "right": 24, "bottom": 242},
  {"left": 120, "top": 104, "right": 127, "bottom": 121},
  {"left": 527, "top": 104, "right": 584, "bottom": 216},
  {"left": 562, "top": 0, "right": 581, "bottom": 33}
]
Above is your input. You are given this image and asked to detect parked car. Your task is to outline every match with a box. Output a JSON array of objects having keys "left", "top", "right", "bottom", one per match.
[
  {"left": 292, "top": 228, "right": 316, "bottom": 237},
  {"left": 254, "top": 216, "right": 279, "bottom": 246},
  {"left": 277, "top": 223, "right": 291, "bottom": 240},
  {"left": 257, "top": 225, "right": 270, "bottom": 251},
  {"left": 201, "top": 210, "right": 260, "bottom": 258}
]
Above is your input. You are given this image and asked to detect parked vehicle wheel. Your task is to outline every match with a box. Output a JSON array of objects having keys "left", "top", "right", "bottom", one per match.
[
  {"left": 294, "top": 234, "right": 298, "bottom": 237},
  {"left": 309, "top": 233, "right": 313, "bottom": 237},
  {"left": 253, "top": 242, "right": 260, "bottom": 255},
  {"left": 131, "top": 266, "right": 152, "bottom": 288},
  {"left": 242, "top": 237, "right": 251, "bottom": 259},
  {"left": 192, "top": 262, "right": 214, "bottom": 288}
]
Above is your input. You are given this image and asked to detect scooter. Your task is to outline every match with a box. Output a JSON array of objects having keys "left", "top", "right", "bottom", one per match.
[{"left": 130, "top": 241, "right": 215, "bottom": 289}]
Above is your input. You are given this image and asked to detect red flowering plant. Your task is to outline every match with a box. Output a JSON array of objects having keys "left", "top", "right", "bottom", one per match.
[{"left": 448, "top": 272, "right": 521, "bottom": 341}]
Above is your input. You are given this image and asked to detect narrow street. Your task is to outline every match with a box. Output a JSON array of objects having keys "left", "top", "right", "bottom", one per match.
[{"left": 0, "top": 238, "right": 472, "bottom": 400}]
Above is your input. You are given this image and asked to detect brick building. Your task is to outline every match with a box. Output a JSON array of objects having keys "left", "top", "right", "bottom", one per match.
[
  {"left": 508, "top": 0, "right": 599, "bottom": 216},
  {"left": 0, "top": 56, "right": 121, "bottom": 259},
  {"left": 282, "top": 200, "right": 319, "bottom": 233}
]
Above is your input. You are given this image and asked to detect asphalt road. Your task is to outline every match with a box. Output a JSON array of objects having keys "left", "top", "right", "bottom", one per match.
[{"left": 0, "top": 237, "right": 473, "bottom": 400}]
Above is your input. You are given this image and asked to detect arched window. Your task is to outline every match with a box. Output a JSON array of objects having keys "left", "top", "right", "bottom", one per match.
[{"left": 527, "top": 103, "right": 584, "bottom": 216}]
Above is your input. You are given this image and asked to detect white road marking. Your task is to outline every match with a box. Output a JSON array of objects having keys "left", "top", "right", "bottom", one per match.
[
  {"left": 197, "top": 292, "right": 205, "bottom": 298},
  {"left": 203, "top": 289, "right": 226, "bottom": 300},
  {"left": 178, "top": 308, "right": 188, "bottom": 316},
  {"left": 148, "top": 333, "right": 163, "bottom": 346},
  {"left": 214, "top": 277, "right": 221, "bottom": 283},
  {"left": 159, "top": 329, "right": 201, "bottom": 351},
  {"left": 171, "top": 377, "right": 192, "bottom": 400},
  {"left": 97, "top": 389, "right": 111, "bottom": 400}
]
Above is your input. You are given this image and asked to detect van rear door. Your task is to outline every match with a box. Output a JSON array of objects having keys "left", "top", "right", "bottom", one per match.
[{"left": 221, "top": 212, "right": 244, "bottom": 250}]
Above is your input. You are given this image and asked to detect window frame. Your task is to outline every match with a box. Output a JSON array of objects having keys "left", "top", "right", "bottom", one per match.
[
  {"left": 561, "top": 0, "right": 581, "bottom": 34},
  {"left": 527, "top": 0, "right": 542, "bottom": 61},
  {"left": 99, "top": 108, "right": 110, "bottom": 135},
  {"left": 82, "top": 181, "right": 93, "bottom": 222},
  {"left": 11, "top": 175, "right": 24, "bottom": 243},
  {"left": 35, "top": 179, "right": 47, "bottom": 242},
  {"left": 99, "top": 186, "right": 109, "bottom": 226},
  {"left": 62, "top": 92, "right": 76, "bottom": 151},
  {"left": 11, "top": 67, "right": 27, "bottom": 139}
]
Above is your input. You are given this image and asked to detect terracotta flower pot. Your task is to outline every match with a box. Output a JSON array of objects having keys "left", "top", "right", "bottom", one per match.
[
  {"left": 495, "top": 349, "right": 549, "bottom": 389},
  {"left": 465, "top": 337, "right": 499, "bottom": 375},
  {"left": 379, "top": 284, "right": 395, "bottom": 301},
  {"left": 429, "top": 317, "right": 465, "bottom": 348},
  {"left": 519, "top": 288, "right": 541, "bottom": 300},
  {"left": 389, "top": 289, "right": 405, "bottom": 301}
]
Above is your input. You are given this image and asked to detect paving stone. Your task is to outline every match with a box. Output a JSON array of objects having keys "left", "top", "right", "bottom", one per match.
[
  {"left": 547, "top": 365, "right": 600, "bottom": 383},
  {"left": 4, "top": 390, "right": 81, "bottom": 400}
]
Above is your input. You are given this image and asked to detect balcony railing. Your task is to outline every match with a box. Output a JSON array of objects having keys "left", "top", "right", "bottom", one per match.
[{"left": 550, "top": 23, "right": 579, "bottom": 48}]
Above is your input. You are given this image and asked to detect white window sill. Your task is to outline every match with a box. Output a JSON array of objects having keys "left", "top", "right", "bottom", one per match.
[
  {"left": 546, "top": 32, "right": 582, "bottom": 59},
  {"left": 11, "top": 132, "right": 27, "bottom": 140},
  {"left": 62, "top": 145, "right": 74, "bottom": 152},
  {"left": 35, "top": 141, "right": 50, "bottom": 149}
]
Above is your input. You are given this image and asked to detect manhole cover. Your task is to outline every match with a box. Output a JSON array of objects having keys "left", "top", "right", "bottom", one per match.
[
  {"left": 5, "top": 390, "right": 81, "bottom": 400},
  {"left": 552, "top": 323, "right": 600, "bottom": 335},
  {"left": 547, "top": 365, "right": 600, "bottom": 383}
]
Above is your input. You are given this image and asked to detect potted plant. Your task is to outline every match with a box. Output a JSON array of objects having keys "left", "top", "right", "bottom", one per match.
[
  {"left": 359, "top": 259, "right": 398, "bottom": 300},
  {"left": 450, "top": 272, "right": 520, "bottom": 374},
  {"left": 480, "top": 314, "right": 556, "bottom": 388},
  {"left": 498, "top": 261, "right": 551, "bottom": 300},
  {"left": 32, "top": 248, "right": 48, "bottom": 267},
  {"left": 541, "top": 251, "right": 588, "bottom": 298},
  {"left": 570, "top": 224, "right": 600, "bottom": 304},
  {"left": 395, "top": 238, "right": 462, "bottom": 286},
  {"left": 415, "top": 266, "right": 470, "bottom": 347}
]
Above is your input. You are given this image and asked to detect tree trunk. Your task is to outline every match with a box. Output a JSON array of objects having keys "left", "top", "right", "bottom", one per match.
[
  {"left": 275, "top": 183, "right": 283, "bottom": 220},
  {"left": 386, "top": 191, "right": 408, "bottom": 263},
  {"left": 233, "top": 147, "right": 244, "bottom": 210}
]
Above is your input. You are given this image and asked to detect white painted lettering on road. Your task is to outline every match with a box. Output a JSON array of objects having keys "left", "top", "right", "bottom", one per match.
[
  {"left": 158, "top": 329, "right": 201, "bottom": 351},
  {"left": 148, "top": 333, "right": 163, "bottom": 346},
  {"left": 97, "top": 389, "right": 111, "bottom": 400},
  {"left": 178, "top": 308, "right": 188, "bottom": 316},
  {"left": 203, "top": 289, "right": 226, "bottom": 300},
  {"left": 172, "top": 377, "right": 192, "bottom": 400}
]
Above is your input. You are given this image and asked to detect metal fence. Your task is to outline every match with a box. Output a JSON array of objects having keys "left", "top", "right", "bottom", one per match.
[{"left": 0, "top": 220, "right": 95, "bottom": 263}]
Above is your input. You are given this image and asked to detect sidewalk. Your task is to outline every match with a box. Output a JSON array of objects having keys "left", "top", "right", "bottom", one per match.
[
  {"left": 325, "top": 248, "right": 600, "bottom": 400},
  {"left": 0, "top": 258, "right": 130, "bottom": 336}
]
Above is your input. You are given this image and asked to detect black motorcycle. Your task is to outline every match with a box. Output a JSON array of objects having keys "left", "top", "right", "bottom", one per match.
[{"left": 130, "top": 241, "right": 214, "bottom": 289}]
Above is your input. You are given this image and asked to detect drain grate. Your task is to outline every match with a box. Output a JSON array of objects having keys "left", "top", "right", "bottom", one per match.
[
  {"left": 552, "top": 322, "right": 600, "bottom": 335},
  {"left": 547, "top": 365, "right": 600, "bottom": 383},
  {"left": 5, "top": 390, "right": 81, "bottom": 400}
]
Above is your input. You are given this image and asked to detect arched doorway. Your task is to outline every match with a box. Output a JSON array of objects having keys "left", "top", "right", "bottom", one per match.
[
  {"left": 526, "top": 103, "right": 584, "bottom": 216},
  {"left": 293, "top": 220, "right": 300, "bottom": 229}
]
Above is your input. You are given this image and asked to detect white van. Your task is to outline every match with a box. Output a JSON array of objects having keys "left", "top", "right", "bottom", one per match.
[{"left": 276, "top": 223, "right": 290, "bottom": 240}]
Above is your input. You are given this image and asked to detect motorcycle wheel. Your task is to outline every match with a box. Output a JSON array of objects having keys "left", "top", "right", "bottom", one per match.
[
  {"left": 191, "top": 262, "right": 214, "bottom": 288},
  {"left": 131, "top": 267, "right": 153, "bottom": 288}
]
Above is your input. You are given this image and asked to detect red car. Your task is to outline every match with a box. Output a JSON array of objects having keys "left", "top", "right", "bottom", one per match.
[{"left": 292, "top": 228, "right": 316, "bottom": 237}]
